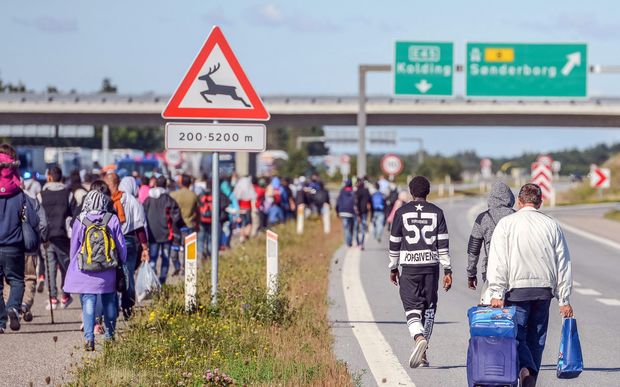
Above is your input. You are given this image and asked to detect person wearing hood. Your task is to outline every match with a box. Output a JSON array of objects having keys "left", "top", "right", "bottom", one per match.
[
  {"left": 0, "top": 144, "right": 41, "bottom": 332},
  {"left": 37, "top": 166, "right": 74, "bottom": 310},
  {"left": 335, "top": 179, "right": 355, "bottom": 247},
  {"left": 143, "top": 176, "right": 184, "bottom": 284},
  {"left": 64, "top": 190, "right": 127, "bottom": 350},
  {"left": 220, "top": 179, "right": 240, "bottom": 248},
  {"left": 106, "top": 174, "right": 149, "bottom": 318},
  {"left": 233, "top": 176, "right": 256, "bottom": 243},
  {"left": 466, "top": 181, "right": 515, "bottom": 302}
]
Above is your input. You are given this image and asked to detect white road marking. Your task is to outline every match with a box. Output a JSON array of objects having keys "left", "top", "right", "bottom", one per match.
[
  {"left": 557, "top": 221, "right": 620, "bottom": 252},
  {"left": 467, "top": 201, "right": 487, "bottom": 226},
  {"left": 596, "top": 298, "right": 620, "bottom": 306},
  {"left": 573, "top": 281, "right": 581, "bottom": 287},
  {"left": 342, "top": 247, "right": 415, "bottom": 387},
  {"left": 574, "top": 288, "right": 602, "bottom": 296}
]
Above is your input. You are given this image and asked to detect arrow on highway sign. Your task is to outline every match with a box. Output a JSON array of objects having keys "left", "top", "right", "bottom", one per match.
[
  {"left": 415, "top": 79, "right": 433, "bottom": 93},
  {"left": 561, "top": 52, "right": 581, "bottom": 76},
  {"left": 162, "top": 26, "right": 270, "bottom": 121},
  {"left": 590, "top": 167, "right": 610, "bottom": 189}
]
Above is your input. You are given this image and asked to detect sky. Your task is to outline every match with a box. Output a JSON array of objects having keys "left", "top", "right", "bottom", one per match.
[{"left": 2, "top": 1, "right": 620, "bottom": 157}]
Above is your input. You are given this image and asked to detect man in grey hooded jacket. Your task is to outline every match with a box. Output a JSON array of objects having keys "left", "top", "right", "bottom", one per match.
[{"left": 466, "top": 181, "right": 515, "bottom": 295}]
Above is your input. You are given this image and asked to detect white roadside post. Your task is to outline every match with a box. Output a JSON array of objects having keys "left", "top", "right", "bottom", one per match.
[
  {"left": 266, "top": 230, "right": 279, "bottom": 297},
  {"left": 322, "top": 202, "right": 331, "bottom": 234},
  {"left": 184, "top": 232, "right": 198, "bottom": 312},
  {"left": 296, "top": 204, "right": 305, "bottom": 235}
]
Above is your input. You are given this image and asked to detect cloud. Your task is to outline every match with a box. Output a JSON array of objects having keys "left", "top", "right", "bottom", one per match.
[
  {"left": 245, "top": 3, "right": 340, "bottom": 33},
  {"left": 12, "top": 16, "right": 78, "bottom": 34},
  {"left": 515, "top": 13, "right": 619, "bottom": 39},
  {"left": 203, "top": 7, "right": 235, "bottom": 27}
]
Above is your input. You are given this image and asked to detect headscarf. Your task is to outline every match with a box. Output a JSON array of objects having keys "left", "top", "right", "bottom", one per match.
[
  {"left": 79, "top": 190, "right": 111, "bottom": 222},
  {"left": 119, "top": 176, "right": 139, "bottom": 198},
  {"left": 0, "top": 153, "right": 22, "bottom": 197}
]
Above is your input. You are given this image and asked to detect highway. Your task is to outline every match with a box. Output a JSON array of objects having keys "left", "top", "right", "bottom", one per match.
[{"left": 329, "top": 197, "right": 620, "bottom": 387}]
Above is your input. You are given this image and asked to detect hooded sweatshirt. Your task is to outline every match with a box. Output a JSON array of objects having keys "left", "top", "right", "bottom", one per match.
[
  {"left": 467, "top": 181, "right": 515, "bottom": 280},
  {"left": 143, "top": 187, "right": 184, "bottom": 243}
]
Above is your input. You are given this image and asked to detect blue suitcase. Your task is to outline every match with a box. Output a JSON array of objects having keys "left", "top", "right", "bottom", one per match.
[{"left": 467, "top": 336, "right": 518, "bottom": 387}]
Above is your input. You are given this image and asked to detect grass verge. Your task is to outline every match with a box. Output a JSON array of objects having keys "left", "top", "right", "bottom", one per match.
[
  {"left": 604, "top": 210, "right": 620, "bottom": 222},
  {"left": 70, "top": 216, "right": 349, "bottom": 386}
]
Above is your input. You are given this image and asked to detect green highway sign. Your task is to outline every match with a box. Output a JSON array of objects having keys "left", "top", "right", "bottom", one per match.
[
  {"left": 466, "top": 43, "right": 587, "bottom": 97},
  {"left": 394, "top": 41, "right": 453, "bottom": 96}
]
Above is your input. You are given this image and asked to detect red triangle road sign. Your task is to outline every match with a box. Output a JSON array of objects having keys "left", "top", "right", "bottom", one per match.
[{"left": 162, "top": 26, "right": 270, "bottom": 121}]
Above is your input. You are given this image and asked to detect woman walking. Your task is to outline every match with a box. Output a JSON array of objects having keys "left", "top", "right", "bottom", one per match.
[{"left": 64, "top": 189, "right": 126, "bottom": 350}]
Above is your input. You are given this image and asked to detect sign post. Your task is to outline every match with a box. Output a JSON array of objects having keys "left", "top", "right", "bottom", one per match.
[
  {"left": 531, "top": 155, "right": 555, "bottom": 206},
  {"left": 266, "top": 230, "right": 279, "bottom": 297},
  {"left": 184, "top": 232, "right": 198, "bottom": 312},
  {"left": 590, "top": 165, "right": 611, "bottom": 189},
  {"left": 296, "top": 204, "right": 305, "bottom": 235},
  {"left": 394, "top": 41, "right": 454, "bottom": 96},
  {"left": 466, "top": 43, "right": 587, "bottom": 97},
  {"left": 162, "top": 26, "right": 270, "bottom": 306}
]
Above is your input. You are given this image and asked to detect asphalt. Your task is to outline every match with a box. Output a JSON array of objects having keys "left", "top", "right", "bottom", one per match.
[{"left": 329, "top": 197, "right": 620, "bottom": 387}]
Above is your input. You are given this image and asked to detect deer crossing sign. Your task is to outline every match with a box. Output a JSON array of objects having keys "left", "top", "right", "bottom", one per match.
[{"left": 162, "top": 26, "right": 270, "bottom": 121}]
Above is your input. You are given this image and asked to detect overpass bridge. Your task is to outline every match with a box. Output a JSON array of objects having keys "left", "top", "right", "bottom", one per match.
[{"left": 2, "top": 93, "right": 620, "bottom": 127}]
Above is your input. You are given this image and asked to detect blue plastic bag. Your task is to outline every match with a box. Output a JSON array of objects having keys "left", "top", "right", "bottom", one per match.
[
  {"left": 557, "top": 317, "right": 583, "bottom": 379},
  {"left": 467, "top": 306, "right": 517, "bottom": 338}
]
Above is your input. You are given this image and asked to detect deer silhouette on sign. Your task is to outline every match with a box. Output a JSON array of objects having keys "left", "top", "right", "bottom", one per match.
[{"left": 198, "top": 63, "right": 251, "bottom": 107}]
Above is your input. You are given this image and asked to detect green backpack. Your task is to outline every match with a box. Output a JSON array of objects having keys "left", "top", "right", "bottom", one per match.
[{"left": 77, "top": 213, "right": 119, "bottom": 272}]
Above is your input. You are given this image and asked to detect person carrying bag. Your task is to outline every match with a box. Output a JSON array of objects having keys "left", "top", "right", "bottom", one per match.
[{"left": 63, "top": 189, "right": 127, "bottom": 351}]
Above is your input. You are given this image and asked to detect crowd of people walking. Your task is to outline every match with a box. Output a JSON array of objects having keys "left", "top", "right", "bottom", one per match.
[{"left": 0, "top": 143, "right": 332, "bottom": 350}]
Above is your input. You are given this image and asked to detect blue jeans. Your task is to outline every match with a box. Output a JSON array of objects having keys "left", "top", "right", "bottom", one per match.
[
  {"left": 80, "top": 293, "right": 118, "bottom": 341},
  {"left": 199, "top": 222, "right": 215, "bottom": 258},
  {"left": 341, "top": 217, "right": 354, "bottom": 247},
  {"left": 354, "top": 215, "right": 368, "bottom": 247},
  {"left": 149, "top": 242, "right": 171, "bottom": 285},
  {"left": 372, "top": 212, "right": 385, "bottom": 241},
  {"left": 507, "top": 298, "right": 551, "bottom": 374},
  {"left": 121, "top": 235, "right": 138, "bottom": 312},
  {"left": 0, "top": 245, "right": 25, "bottom": 328}
]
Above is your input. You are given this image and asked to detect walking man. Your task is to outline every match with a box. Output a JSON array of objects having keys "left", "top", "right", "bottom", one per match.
[
  {"left": 487, "top": 183, "right": 573, "bottom": 386},
  {"left": 371, "top": 182, "right": 386, "bottom": 242},
  {"left": 388, "top": 176, "right": 452, "bottom": 368},
  {"left": 38, "top": 166, "right": 73, "bottom": 310},
  {"left": 467, "top": 181, "right": 515, "bottom": 303},
  {"left": 144, "top": 176, "right": 184, "bottom": 285},
  {"left": 353, "top": 178, "right": 371, "bottom": 250},
  {"left": 335, "top": 179, "right": 355, "bottom": 247}
]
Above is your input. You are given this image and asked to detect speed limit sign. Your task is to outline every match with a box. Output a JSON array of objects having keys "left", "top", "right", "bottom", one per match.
[{"left": 381, "top": 154, "right": 404, "bottom": 177}]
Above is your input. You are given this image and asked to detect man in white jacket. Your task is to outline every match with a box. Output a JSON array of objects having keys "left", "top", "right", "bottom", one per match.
[{"left": 487, "top": 183, "right": 573, "bottom": 387}]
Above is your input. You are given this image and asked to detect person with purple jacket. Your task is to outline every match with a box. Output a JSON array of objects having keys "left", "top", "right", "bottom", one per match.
[{"left": 64, "top": 189, "right": 126, "bottom": 351}]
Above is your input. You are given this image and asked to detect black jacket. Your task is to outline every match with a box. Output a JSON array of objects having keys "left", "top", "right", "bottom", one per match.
[
  {"left": 144, "top": 188, "right": 185, "bottom": 244},
  {"left": 40, "top": 182, "right": 71, "bottom": 244}
]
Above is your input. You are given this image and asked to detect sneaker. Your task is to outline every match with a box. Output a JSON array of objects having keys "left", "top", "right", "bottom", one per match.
[
  {"left": 420, "top": 352, "right": 430, "bottom": 367},
  {"left": 36, "top": 275, "right": 45, "bottom": 293},
  {"left": 21, "top": 304, "right": 33, "bottom": 322},
  {"left": 46, "top": 297, "right": 58, "bottom": 310},
  {"left": 409, "top": 335, "right": 427, "bottom": 368},
  {"left": 8, "top": 307, "right": 21, "bottom": 331},
  {"left": 84, "top": 340, "right": 95, "bottom": 352},
  {"left": 61, "top": 294, "right": 73, "bottom": 309}
]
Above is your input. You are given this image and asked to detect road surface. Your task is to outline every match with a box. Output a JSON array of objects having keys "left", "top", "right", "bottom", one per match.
[{"left": 329, "top": 197, "right": 620, "bottom": 386}]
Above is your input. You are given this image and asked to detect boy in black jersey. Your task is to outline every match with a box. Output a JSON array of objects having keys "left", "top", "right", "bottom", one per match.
[{"left": 388, "top": 176, "right": 452, "bottom": 368}]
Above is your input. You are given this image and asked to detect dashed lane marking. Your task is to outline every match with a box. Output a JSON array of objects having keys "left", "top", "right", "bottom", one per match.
[
  {"left": 575, "top": 288, "right": 603, "bottom": 296},
  {"left": 596, "top": 298, "right": 620, "bottom": 306},
  {"left": 558, "top": 221, "right": 620, "bottom": 252},
  {"left": 342, "top": 247, "right": 415, "bottom": 387}
]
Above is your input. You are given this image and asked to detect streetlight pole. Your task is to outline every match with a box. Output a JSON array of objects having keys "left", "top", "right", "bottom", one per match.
[{"left": 357, "top": 64, "right": 391, "bottom": 178}]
